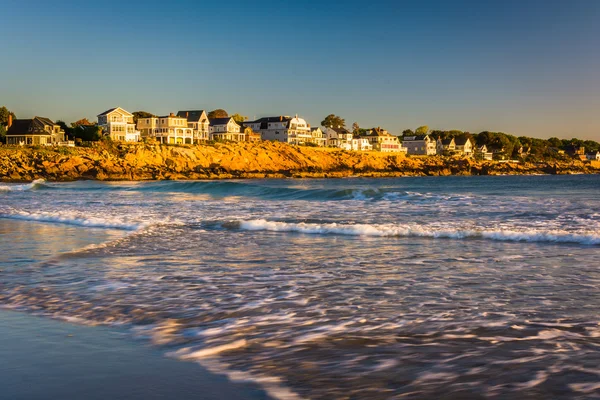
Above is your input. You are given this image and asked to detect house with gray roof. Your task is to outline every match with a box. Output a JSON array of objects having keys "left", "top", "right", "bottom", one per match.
[
  {"left": 402, "top": 134, "right": 437, "bottom": 155},
  {"left": 6, "top": 117, "right": 66, "bottom": 146},
  {"left": 177, "top": 110, "right": 209, "bottom": 142}
]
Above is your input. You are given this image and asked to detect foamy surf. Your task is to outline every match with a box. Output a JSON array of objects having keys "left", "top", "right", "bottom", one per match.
[
  {"left": 0, "top": 179, "right": 46, "bottom": 192},
  {"left": 0, "top": 210, "right": 144, "bottom": 231},
  {"left": 234, "top": 219, "right": 600, "bottom": 245}
]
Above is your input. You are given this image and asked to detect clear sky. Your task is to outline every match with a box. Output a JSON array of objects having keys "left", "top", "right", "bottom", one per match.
[{"left": 1, "top": 0, "right": 599, "bottom": 140}]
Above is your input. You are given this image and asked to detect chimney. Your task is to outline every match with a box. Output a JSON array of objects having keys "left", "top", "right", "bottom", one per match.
[
  {"left": 170, "top": 112, "right": 174, "bottom": 117},
  {"left": 8, "top": 113, "right": 13, "bottom": 128},
  {"left": 186, "top": 112, "right": 189, "bottom": 118}
]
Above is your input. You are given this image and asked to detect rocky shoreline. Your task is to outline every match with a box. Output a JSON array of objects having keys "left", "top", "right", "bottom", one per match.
[{"left": 1, "top": 141, "right": 599, "bottom": 182}]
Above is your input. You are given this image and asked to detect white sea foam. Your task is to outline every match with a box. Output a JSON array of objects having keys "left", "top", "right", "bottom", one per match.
[
  {"left": 0, "top": 179, "right": 46, "bottom": 192},
  {"left": 236, "top": 219, "right": 600, "bottom": 245},
  {"left": 0, "top": 210, "right": 144, "bottom": 230}
]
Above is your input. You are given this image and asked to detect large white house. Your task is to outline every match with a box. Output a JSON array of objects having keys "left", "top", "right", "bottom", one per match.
[
  {"left": 177, "top": 110, "right": 209, "bottom": 143},
  {"left": 209, "top": 117, "right": 244, "bottom": 142},
  {"left": 137, "top": 113, "right": 194, "bottom": 144},
  {"left": 97, "top": 107, "right": 140, "bottom": 142},
  {"left": 402, "top": 134, "right": 437, "bottom": 155},
  {"left": 245, "top": 115, "right": 312, "bottom": 145}
]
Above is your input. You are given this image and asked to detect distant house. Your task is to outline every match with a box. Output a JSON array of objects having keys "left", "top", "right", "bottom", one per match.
[
  {"left": 402, "top": 134, "right": 436, "bottom": 155},
  {"left": 245, "top": 115, "right": 312, "bottom": 145},
  {"left": 6, "top": 116, "right": 66, "bottom": 146},
  {"left": 586, "top": 151, "right": 600, "bottom": 161},
  {"left": 137, "top": 113, "right": 194, "bottom": 144},
  {"left": 475, "top": 145, "right": 493, "bottom": 161},
  {"left": 454, "top": 137, "right": 473, "bottom": 156},
  {"left": 516, "top": 146, "right": 531, "bottom": 157},
  {"left": 177, "top": 110, "right": 209, "bottom": 143},
  {"left": 351, "top": 135, "right": 373, "bottom": 151},
  {"left": 362, "top": 128, "right": 405, "bottom": 152},
  {"left": 309, "top": 127, "right": 327, "bottom": 147},
  {"left": 436, "top": 138, "right": 456, "bottom": 155},
  {"left": 97, "top": 107, "right": 140, "bottom": 142},
  {"left": 209, "top": 117, "right": 244, "bottom": 142},
  {"left": 240, "top": 125, "right": 261, "bottom": 142},
  {"left": 325, "top": 126, "right": 353, "bottom": 150},
  {"left": 564, "top": 145, "right": 586, "bottom": 160}
]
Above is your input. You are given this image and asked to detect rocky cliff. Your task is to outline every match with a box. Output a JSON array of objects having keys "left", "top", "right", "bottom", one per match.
[{"left": 1, "top": 142, "right": 598, "bottom": 182}]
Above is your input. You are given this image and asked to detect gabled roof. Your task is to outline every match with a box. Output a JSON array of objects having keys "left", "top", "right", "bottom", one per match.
[
  {"left": 97, "top": 107, "right": 133, "bottom": 117},
  {"left": 454, "top": 137, "right": 471, "bottom": 146},
  {"left": 177, "top": 110, "right": 207, "bottom": 122},
  {"left": 247, "top": 116, "right": 292, "bottom": 124},
  {"left": 403, "top": 134, "right": 429, "bottom": 141},
  {"left": 6, "top": 117, "right": 58, "bottom": 136},
  {"left": 327, "top": 126, "right": 350, "bottom": 134},
  {"left": 441, "top": 138, "right": 455, "bottom": 145},
  {"left": 209, "top": 117, "right": 236, "bottom": 126},
  {"left": 246, "top": 116, "right": 292, "bottom": 130}
]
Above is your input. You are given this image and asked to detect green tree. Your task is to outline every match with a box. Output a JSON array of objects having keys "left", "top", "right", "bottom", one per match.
[
  {"left": 321, "top": 114, "right": 345, "bottom": 129},
  {"left": 0, "top": 106, "right": 16, "bottom": 127},
  {"left": 56, "top": 120, "right": 73, "bottom": 139},
  {"left": 0, "top": 125, "right": 6, "bottom": 144},
  {"left": 132, "top": 111, "right": 156, "bottom": 124},
  {"left": 402, "top": 129, "right": 414, "bottom": 136},
  {"left": 415, "top": 125, "right": 429, "bottom": 135},
  {"left": 352, "top": 122, "right": 360, "bottom": 134},
  {"left": 231, "top": 113, "right": 247, "bottom": 123},
  {"left": 547, "top": 137, "right": 562, "bottom": 148},
  {"left": 208, "top": 109, "right": 228, "bottom": 119}
]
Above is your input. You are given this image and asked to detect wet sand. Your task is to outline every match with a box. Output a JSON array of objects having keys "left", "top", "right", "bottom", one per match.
[{"left": 0, "top": 310, "right": 270, "bottom": 400}]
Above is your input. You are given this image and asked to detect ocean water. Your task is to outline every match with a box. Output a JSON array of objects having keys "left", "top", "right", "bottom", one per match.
[{"left": 1, "top": 176, "right": 600, "bottom": 399}]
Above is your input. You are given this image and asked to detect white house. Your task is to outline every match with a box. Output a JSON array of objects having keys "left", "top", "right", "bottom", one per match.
[
  {"left": 137, "top": 113, "right": 194, "bottom": 144},
  {"left": 325, "top": 126, "right": 353, "bottom": 150},
  {"left": 209, "top": 117, "right": 244, "bottom": 142},
  {"left": 351, "top": 135, "right": 373, "bottom": 151},
  {"left": 97, "top": 107, "right": 140, "bottom": 142},
  {"left": 436, "top": 138, "right": 456, "bottom": 154},
  {"left": 245, "top": 115, "right": 312, "bottom": 145},
  {"left": 455, "top": 137, "right": 473, "bottom": 156},
  {"left": 402, "top": 134, "right": 436, "bottom": 155},
  {"left": 177, "top": 110, "right": 209, "bottom": 142},
  {"left": 475, "top": 145, "right": 493, "bottom": 161}
]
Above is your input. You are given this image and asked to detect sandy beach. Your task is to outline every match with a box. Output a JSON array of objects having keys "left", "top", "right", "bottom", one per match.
[{"left": 0, "top": 310, "right": 269, "bottom": 400}]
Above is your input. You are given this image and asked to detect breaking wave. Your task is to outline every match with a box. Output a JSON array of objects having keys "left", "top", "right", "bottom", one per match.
[
  {"left": 231, "top": 219, "right": 600, "bottom": 245},
  {"left": 0, "top": 179, "right": 47, "bottom": 192}
]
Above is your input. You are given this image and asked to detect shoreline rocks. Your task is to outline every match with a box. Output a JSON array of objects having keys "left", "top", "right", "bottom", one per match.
[{"left": 1, "top": 142, "right": 598, "bottom": 182}]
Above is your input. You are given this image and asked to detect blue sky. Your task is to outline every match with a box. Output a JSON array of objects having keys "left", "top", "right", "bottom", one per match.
[{"left": 1, "top": 0, "right": 599, "bottom": 140}]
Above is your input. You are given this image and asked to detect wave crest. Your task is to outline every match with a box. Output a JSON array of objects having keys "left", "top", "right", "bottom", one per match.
[
  {"left": 0, "top": 179, "right": 46, "bottom": 192},
  {"left": 233, "top": 219, "right": 600, "bottom": 245},
  {"left": 0, "top": 210, "right": 144, "bottom": 231}
]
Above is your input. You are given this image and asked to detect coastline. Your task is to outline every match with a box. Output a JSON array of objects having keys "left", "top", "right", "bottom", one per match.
[
  {"left": 1, "top": 142, "right": 599, "bottom": 182},
  {"left": 0, "top": 309, "right": 270, "bottom": 400}
]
